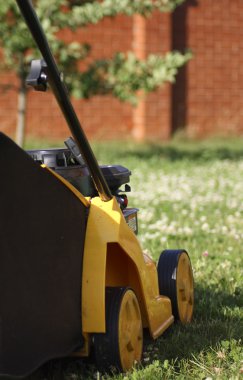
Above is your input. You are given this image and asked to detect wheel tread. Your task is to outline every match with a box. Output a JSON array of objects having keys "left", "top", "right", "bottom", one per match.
[{"left": 157, "top": 249, "right": 189, "bottom": 321}]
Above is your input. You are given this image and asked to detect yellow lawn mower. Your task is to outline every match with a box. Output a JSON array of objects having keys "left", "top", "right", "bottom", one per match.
[{"left": 0, "top": 1, "right": 194, "bottom": 378}]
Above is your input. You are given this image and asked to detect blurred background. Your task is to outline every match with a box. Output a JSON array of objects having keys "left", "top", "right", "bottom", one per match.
[{"left": 0, "top": 0, "right": 243, "bottom": 144}]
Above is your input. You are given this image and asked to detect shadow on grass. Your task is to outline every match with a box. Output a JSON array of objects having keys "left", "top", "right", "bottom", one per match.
[
  {"left": 143, "top": 284, "right": 243, "bottom": 363},
  {"left": 26, "top": 284, "right": 242, "bottom": 379},
  {"left": 124, "top": 145, "right": 243, "bottom": 162},
  {"left": 25, "top": 137, "right": 243, "bottom": 163}
]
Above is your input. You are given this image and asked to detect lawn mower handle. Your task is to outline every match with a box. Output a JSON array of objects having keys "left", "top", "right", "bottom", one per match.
[{"left": 15, "top": 0, "right": 112, "bottom": 202}]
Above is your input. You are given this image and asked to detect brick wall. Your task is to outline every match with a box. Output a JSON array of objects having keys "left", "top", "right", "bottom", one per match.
[
  {"left": 132, "top": 13, "right": 171, "bottom": 141},
  {"left": 145, "top": 12, "right": 172, "bottom": 140},
  {"left": 1, "top": 1, "right": 243, "bottom": 142},
  {"left": 173, "top": 0, "right": 243, "bottom": 137}
]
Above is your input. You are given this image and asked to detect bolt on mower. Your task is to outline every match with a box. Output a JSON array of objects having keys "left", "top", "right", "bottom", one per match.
[{"left": 0, "top": 1, "right": 194, "bottom": 378}]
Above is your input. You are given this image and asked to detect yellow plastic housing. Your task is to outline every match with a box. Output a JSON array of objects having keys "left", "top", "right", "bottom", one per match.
[{"left": 82, "top": 197, "right": 174, "bottom": 340}]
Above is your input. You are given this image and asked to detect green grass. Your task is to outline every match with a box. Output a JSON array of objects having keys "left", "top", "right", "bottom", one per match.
[{"left": 26, "top": 138, "right": 243, "bottom": 380}]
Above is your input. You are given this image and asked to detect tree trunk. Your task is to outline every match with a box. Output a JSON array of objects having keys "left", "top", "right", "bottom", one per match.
[{"left": 15, "top": 73, "right": 27, "bottom": 148}]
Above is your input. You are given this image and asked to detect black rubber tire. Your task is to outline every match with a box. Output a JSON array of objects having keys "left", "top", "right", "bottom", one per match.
[
  {"left": 157, "top": 249, "right": 194, "bottom": 322},
  {"left": 93, "top": 287, "right": 143, "bottom": 372}
]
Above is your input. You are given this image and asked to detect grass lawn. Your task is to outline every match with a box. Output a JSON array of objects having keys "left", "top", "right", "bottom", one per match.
[{"left": 25, "top": 138, "right": 243, "bottom": 380}]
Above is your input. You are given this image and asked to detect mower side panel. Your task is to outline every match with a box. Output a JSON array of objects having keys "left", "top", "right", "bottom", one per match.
[
  {"left": 82, "top": 197, "right": 173, "bottom": 338},
  {"left": 0, "top": 133, "right": 87, "bottom": 377}
]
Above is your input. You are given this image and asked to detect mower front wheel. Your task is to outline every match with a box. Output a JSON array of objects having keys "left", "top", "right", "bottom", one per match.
[
  {"left": 93, "top": 287, "right": 143, "bottom": 372},
  {"left": 157, "top": 249, "right": 194, "bottom": 323}
]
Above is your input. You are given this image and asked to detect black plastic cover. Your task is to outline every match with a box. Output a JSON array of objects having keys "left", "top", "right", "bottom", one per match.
[{"left": 0, "top": 133, "right": 87, "bottom": 378}]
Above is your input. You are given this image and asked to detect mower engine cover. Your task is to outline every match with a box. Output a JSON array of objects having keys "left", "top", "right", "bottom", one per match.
[{"left": 27, "top": 148, "right": 131, "bottom": 197}]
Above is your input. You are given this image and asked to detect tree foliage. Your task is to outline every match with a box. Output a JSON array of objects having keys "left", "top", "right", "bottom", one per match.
[
  {"left": 0, "top": 0, "right": 190, "bottom": 103},
  {"left": 68, "top": 0, "right": 185, "bottom": 27},
  {"left": 0, "top": 0, "right": 190, "bottom": 145},
  {"left": 73, "top": 51, "right": 191, "bottom": 104}
]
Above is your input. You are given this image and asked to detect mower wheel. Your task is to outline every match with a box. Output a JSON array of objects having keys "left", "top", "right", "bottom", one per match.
[
  {"left": 93, "top": 287, "right": 143, "bottom": 372},
  {"left": 157, "top": 250, "right": 194, "bottom": 323}
]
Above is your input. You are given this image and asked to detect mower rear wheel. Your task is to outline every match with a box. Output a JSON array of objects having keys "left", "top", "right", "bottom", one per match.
[
  {"left": 93, "top": 287, "right": 143, "bottom": 372},
  {"left": 157, "top": 250, "right": 194, "bottom": 323}
]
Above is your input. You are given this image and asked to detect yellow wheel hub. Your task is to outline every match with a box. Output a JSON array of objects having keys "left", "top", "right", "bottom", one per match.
[
  {"left": 118, "top": 289, "right": 143, "bottom": 371},
  {"left": 176, "top": 252, "right": 194, "bottom": 323}
]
